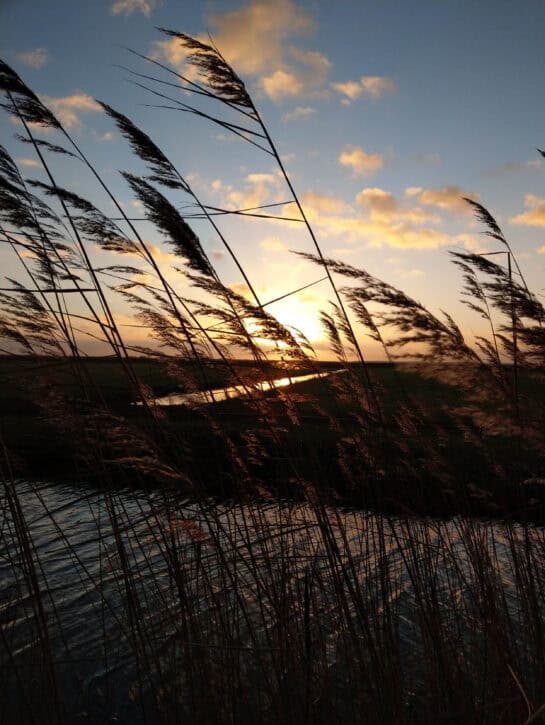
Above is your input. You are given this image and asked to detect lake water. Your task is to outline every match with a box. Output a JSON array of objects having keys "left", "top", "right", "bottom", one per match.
[{"left": 1, "top": 479, "right": 543, "bottom": 722}]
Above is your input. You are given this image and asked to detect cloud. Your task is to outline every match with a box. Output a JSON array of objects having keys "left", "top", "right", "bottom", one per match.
[
  {"left": 360, "top": 76, "right": 397, "bottom": 97},
  {"left": 356, "top": 187, "right": 439, "bottom": 225},
  {"left": 16, "top": 48, "right": 49, "bottom": 69},
  {"left": 225, "top": 171, "right": 282, "bottom": 209},
  {"left": 332, "top": 75, "right": 396, "bottom": 103},
  {"left": 42, "top": 93, "right": 101, "bottom": 129},
  {"left": 355, "top": 188, "right": 397, "bottom": 216},
  {"left": 301, "top": 191, "right": 350, "bottom": 215},
  {"left": 338, "top": 146, "right": 385, "bottom": 177},
  {"left": 211, "top": 249, "right": 226, "bottom": 261},
  {"left": 153, "top": 0, "right": 331, "bottom": 102},
  {"left": 228, "top": 282, "right": 267, "bottom": 301},
  {"left": 260, "top": 48, "right": 330, "bottom": 101},
  {"left": 260, "top": 237, "right": 288, "bottom": 252},
  {"left": 283, "top": 105, "right": 316, "bottom": 122},
  {"left": 537, "top": 246, "right": 545, "bottom": 254},
  {"left": 404, "top": 185, "right": 478, "bottom": 215},
  {"left": 414, "top": 152, "right": 441, "bottom": 165},
  {"left": 261, "top": 70, "right": 303, "bottom": 100},
  {"left": 510, "top": 194, "right": 545, "bottom": 227},
  {"left": 99, "top": 131, "right": 114, "bottom": 142},
  {"left": 17, "top": 158, "right": 40, "bottom": 168},
  {"left": 331, "top": 81, "right": 362, "bottom": 101},
  {"left": 291, "top": 186, "right": 475, "bottom": 250},
  {"left": 481, "top": 159, "right": 543, "bottom": 177},
  {"left": 398, "top": 268, "right": 424, "bottom": 279},
  {"left": 110, "top": 0, "right": 160, "bottom": 16},
  {"left": 207, "top": 0, "right": 313, "bottom": 74}
]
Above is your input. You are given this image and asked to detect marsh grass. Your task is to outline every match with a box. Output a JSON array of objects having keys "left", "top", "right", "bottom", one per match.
[{"left": 0, "top": 30, "right": 545, "bottom": 723}]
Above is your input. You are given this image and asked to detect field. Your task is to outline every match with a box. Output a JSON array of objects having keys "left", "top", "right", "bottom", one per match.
[{"left": 1, "top": 356, "right": 544, "bottom": 520}]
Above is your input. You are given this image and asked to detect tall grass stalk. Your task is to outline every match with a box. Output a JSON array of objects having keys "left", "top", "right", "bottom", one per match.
[{"left": 0, "top": 31, "right": 544, "bottom": 724}]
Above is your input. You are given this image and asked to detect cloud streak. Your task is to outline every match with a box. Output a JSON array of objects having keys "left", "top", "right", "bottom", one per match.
[
  {"left": 282, "top": 105, "right": 315, "bottom": 122},
  {"left": 332, "top": 76, "right": 397, "bottom": 103},
  {"left": 16, "top": 48, "right": 49, "bottom": 69}
]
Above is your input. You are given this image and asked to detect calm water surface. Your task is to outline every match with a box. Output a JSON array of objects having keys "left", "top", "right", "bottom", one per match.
[{"left": 0, "top": 479, "right": 542, "bottom": 722}]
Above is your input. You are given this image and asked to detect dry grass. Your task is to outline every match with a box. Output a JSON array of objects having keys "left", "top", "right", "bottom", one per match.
[{"left": 0, "top": 31, "right": 545, "bottom": 723}]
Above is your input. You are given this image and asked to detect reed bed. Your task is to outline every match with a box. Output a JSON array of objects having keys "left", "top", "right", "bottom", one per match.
[{"left": 0, "top": 28, "right": 545, "bottom": 723}]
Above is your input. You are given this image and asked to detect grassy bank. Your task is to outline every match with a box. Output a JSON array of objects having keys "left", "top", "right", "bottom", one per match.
[{"left": 1, "top": 356, "right": 543, "bottom": 521}]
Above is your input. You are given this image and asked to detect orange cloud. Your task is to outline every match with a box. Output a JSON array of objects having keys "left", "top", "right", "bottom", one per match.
[
  {"left": 260, "top": 237, "right": 288, "bottom": 252},
  {"left": 292, "top": 187, "right": 475, "bottom": 250},
  {"left": 226, "top": 172, "right": 282, "bottom": 209},
  {"left": 17, "top": 158, "right": 40, "bottom": 168},
  {"left": 405, "top": 185, "right": 478, "bottom": 215},
  {"left": 153, "top": 1, "right": 330, "bottom": 102},
  {"left": 301, "top": 191, "right": 351, "bottom": 215},
  {"left": 261, "top": 70, "right": 303, "bottom": 100},
  {"left": 510, "top": 194, "right": 545, "bottom": 227},
  {"left": 338, "top": 146, "right": 385, "bottom": 177},
  {"left": 42, "top": 93, "right": 101, "bottom": 129}
]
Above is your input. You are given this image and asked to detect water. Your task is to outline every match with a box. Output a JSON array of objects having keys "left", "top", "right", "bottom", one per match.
[
  {"left": 147, "top": 368, "right": 346, "bottom": 406},
  {"left": 1, "top": 479, "right": 543, "bottom": 722}
]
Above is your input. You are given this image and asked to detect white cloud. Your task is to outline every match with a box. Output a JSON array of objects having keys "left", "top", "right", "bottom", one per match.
[
  {"left": 283, "top": 105, "right": 316, "bottom": 122},
  {"left": 338, "top": 146, "right": 385, "bottom": 177},
  {"left": 510, "top": 194, "right": 545, "bottom": 227},
  {"left": 110, "top": 0, "right": 160, "bottom": 16},
  {"left": 16, "top": 48, "right": 49, "bottom": 69}
]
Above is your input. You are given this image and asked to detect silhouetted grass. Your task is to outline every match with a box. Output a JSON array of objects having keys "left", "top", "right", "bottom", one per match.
[{"left": 0, "top": 31, "right": 545, "bottom": 724}]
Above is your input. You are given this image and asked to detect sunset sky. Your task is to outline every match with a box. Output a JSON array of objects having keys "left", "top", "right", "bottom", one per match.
[{"left": 1, "top": 0, "right": 544, "bottom": 358}]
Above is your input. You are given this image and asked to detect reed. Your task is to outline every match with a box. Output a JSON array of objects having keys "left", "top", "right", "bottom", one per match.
[{"left": 0, "top": 30, "right": 544, "bottom": 724}]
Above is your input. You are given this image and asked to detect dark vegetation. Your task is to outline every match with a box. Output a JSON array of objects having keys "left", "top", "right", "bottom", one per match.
[{"left": 1, "top": 28, "right": 545, "bottom": 724}]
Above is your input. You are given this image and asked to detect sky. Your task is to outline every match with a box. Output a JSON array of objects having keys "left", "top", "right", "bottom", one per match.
[{"left": 1, "top": 0, "right": 544, "bottom": 358}]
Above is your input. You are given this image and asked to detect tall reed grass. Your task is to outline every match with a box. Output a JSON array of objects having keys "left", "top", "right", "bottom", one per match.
[{"left": 0, "top": 29, "right": 545, "bottom": 723}]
